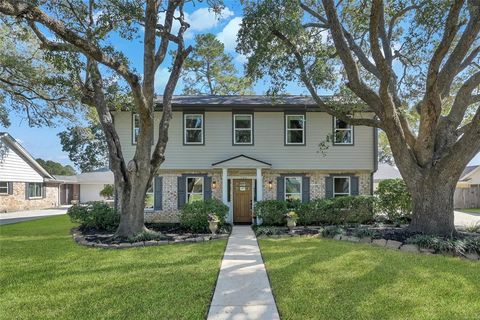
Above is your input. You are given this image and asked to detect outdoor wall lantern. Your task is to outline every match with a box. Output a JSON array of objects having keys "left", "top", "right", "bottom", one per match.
[
  {"left": 212, "top": 180, "right": 217, "bottom": 189},
  {"left": 268, "top": 180, "right": 273, "bottom": 189}
]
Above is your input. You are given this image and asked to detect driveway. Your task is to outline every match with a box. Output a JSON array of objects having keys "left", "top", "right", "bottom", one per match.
[
  {"left": 455, "top": 210, "right": 480, "bottom": 228},
  {"left": 0, "top": 207, "right": 69, "bottom": 225}
]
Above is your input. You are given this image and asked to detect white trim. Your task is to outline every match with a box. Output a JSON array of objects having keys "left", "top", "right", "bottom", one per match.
[
  {"left": 333, "top": 117, "right": 353, "bottom": 145},
  {"left": 186, "top": 176, "right": 204, "bottom": 202},
  {"left": 285, "top": 114, "right": 305, "bottom": 145},
  {"left": 284, "top": 176, "right": 302, "bottom": 200},
  {"left": 233, "top": 114, "right": 253, "bottom": 145},
  {"left": 333, "top": 176, "right": 351, "bottom": 197},
  {"left": 184, "top": 114, "right": 204, "bottom": 145},
  {"left": 132, "top": 113, "right": 140, "bottom": 144}
]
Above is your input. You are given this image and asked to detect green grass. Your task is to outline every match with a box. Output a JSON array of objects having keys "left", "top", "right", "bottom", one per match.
[
  {"left": 0, "top": 216, "right": 226, "bottom": 320},
  {"left": 459, "top": 208, "right": 480, "bottom": 214},
  {"left": 259, "top": 237, "right": 480, "bottom": 320}
]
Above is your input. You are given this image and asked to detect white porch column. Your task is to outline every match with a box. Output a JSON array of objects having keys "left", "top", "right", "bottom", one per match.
[
  {"left": 222, "top": 168, "right": 228, "bottom": 204},
  {"left": 256, "top": 168, "right": 263, "bottom": 201}
]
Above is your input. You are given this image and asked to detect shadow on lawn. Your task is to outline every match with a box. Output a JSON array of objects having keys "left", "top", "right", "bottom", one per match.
[{"left": 260, "top": 238, "right": 479, "bottom": 320}]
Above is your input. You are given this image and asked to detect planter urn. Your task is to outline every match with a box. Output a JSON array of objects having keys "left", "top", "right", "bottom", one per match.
[
  {"left": 287, "top": 219, "right": 296, "bottom": 230},
  {"left": 209, "top": 221, "right": 219, "bottom": 234}
]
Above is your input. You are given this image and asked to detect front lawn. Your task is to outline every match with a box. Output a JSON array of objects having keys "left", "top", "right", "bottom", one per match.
[
  {"left": 459, "top": 208, "right": 480, "bottom": 214},
  {"left": 259, "top": 237, "right": 480, "bottom": 320},
  {"left": 0, "top": 215, "right": 226, "bottom": 320}
]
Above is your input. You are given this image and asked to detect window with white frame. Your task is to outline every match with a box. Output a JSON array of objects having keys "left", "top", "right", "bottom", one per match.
[
  {"left": 28, "top": 183, "right": 43, "bottom": 198},
  {"left": 233, "top": 114, "right": 253, "bottom": 144},
  {"left": 145, "top": 184, "right": 154, "bottom": 210},
  {"left": 333, "top": 177, "right": 350, "bottom": 197},
  {"left": 0, "top": 182, "right": 8, "bottom": 195},
  {"left": 186, "top": 177, "right": 204, "bottom": 203},
  {"left": 333, "top": 117, "right": 353, "bottom": 145},
  {"left": 286, "top": 114, "right": 305, "bottom": 144},
  {"left": 184, "top": 114, "right": 204, "bottom": 144},
  {"left": 132, "top": 113, "right": 140, "bottom": 144},
  {"left": 285, "top": 176, "right": 302, "bottom": 201}
]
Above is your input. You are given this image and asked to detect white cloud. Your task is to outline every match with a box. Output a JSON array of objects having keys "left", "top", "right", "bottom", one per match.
[
  {"left": 234, "top": 53, "right": 248, "bottom": 64},
  {"left": 158, "top": 7, "right": 234, "bottom": 40},
  {"left": 216, "top": 17, "right": 242, "bottom": 51}
]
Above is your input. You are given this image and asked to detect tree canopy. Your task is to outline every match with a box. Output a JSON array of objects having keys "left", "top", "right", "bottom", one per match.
[
  {"left": 181, "top": 33, "right": 252, "bottom": 95},
  {"left": 36, "top": 158, "right": 76, "bottom": 176}
]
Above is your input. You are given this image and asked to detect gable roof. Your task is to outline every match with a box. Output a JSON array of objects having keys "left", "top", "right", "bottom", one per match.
[
  {"left": 373, "top": 163, "right": 402, "bottom": 182},
  {"left": 0, "top": 132, "right": 54, "bottom": 180},
  {"left": 212, "top": 154, "right": 272, "bottom": 168},
  {"left": 460, "top": 165, "right": 480, "bottom": 181}
]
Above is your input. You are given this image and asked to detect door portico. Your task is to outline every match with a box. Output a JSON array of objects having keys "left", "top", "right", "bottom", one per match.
[{"left": 212, "top": 155, "right": 271, "bottom": 224}]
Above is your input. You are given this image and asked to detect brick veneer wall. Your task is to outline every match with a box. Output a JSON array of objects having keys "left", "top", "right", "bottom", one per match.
[
  {"left": 0, "top": 182, "right": 59, "bottom": 213},
  {"left": 146, "top": 170, "right": 372, "bottom": 223}
]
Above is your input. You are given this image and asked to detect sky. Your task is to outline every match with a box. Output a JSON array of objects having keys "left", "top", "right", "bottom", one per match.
[{"left": 2, "top": 1, "right": 480, "bottom": 168}]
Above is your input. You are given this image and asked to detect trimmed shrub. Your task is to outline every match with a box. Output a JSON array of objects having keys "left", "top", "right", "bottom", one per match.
[
  {"left": 180, "top": 199, "right": 229, "bottom": 233},
  {"left": 254, "top": 200, "right": 288, "bottom": 226},
  {"left": 67, "top": 201, "right": 119, "bottom": 232},
  {"left": 300, "top": 196, "right": 376, "bottom": 226},
  {"left": 375, "top": 179, "right": 412, "bottom": 223}
]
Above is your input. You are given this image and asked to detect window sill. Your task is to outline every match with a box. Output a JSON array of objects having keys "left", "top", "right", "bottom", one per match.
[{"left": 28, "top": 197, "right": 43, "bottom": 200}]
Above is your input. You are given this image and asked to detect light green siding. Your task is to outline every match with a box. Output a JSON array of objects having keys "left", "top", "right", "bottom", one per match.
[{"left": 113, "top": 111, "right": 375, "bottom": 171}]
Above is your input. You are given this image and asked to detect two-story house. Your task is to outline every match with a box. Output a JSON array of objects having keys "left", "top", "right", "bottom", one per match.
[{"left": 113, "top": 95, "right": 378, "bottom": 224}]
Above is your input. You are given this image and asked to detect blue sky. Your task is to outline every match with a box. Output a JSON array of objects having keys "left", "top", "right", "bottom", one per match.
[{"left": 2, "top": 1, "right": 479, "bottom": 168}]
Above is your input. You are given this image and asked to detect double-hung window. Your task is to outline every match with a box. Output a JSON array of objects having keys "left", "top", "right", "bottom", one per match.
[
  {"left": 145, "top": 184, "right": 154, "bottom": 210},
  {"left": 184, "top": 114, "right": 204, "bottom": 144},
  {"left": 333, "top": 177, "right": 350, "bottom": 197},
  {"left": 285, "top": 176, "right": 302, "bottom": 201},
  {"left": 285, "top": 114, "right": 305, "bottom": 145},
  {"left": 0, "top": 182, "right": 8, "bottom": 195},
  {"left": 233, "top": 114, "right": 253, "bottom": 145},
  {"left": 186, "top": 177, "right": 204, "bottom": 203},
  {"left": 28, "top": 183, "right": 43, "bottom": 198},
  {"left": 132, "top": 114, "right": 140, "bottom": 144},
  {"left": 333, "top": 117, "right": 353, "bottom": 145}
]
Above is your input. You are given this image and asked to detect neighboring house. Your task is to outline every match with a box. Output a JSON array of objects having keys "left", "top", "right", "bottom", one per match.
[
  {"left": 55, "top": 169, "right": 114, "bottom": 204},
  {"left": 113, "top": 95, "right": 378, "bottom": 224},
  {"left": 373, "top": 163, "right": 402, "bottom": 190},
  {"left": 455, "top": 165, "right": 480, "bottom": 209},
  {"left": 0, "top": 133, "right": 61, "bottom": 212}
]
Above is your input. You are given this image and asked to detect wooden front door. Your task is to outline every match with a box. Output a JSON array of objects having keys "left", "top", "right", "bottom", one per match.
[{"left": 233, "top": 179, "right": 253, "bottom": 224}]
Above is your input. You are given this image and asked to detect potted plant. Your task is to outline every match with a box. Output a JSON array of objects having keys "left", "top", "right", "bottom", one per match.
[
  {"left": 285, "top": 211, "right": 298, "bottom": 230},
  {"left": 208, "top": 213, "right": 220, "bottom": 234}
]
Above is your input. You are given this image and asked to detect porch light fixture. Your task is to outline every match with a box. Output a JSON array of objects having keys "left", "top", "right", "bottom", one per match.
[
  {"left": 268, "top": 180, "right": 273, "bottom": 189},
  {"left": 212, "top": 180, "right": 217, "bottom": 189}
]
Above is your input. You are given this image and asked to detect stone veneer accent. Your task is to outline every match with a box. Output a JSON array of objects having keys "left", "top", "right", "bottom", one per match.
[
  {"left": 0, "top": 182, "right": 59, "bottom": 213},
  {"left": 146, "top": 169, "right": 372, "bottom": 223}
]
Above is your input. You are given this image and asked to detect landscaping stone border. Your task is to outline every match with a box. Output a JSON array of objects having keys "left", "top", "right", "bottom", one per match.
[
  {"left": 71, "top": 227, "right": 229, "bottom": 249},
  {"left": 256, "top": 228, "right": 480, "bottom": 261}
]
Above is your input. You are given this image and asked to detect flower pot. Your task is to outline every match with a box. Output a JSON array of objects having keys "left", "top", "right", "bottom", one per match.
[
  {"left": 209, "top": 221, "right": 219, "bottom": 234},
  {"left": 287, "top": 219, "right": 296, "bottom": 230}
]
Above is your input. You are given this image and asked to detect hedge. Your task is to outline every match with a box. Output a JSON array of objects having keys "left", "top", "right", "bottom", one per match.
[{"left": 180, "top": 198, "right": 229, "bottom": 232}]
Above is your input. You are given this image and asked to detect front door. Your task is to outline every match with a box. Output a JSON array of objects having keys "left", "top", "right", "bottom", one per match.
[{"left": 233, "top": 179, "right": 253, "bottom": 224}]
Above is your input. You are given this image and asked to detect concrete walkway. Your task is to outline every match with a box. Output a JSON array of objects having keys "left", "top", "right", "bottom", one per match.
[
  {"left": 0, "top": 207, "right": 69, "bottom": 225},
  {"left": 207, "top": 226, "right": 280, "bottom": 320},
  {"left": 455, "top": 210, "right": 480, "bottom": 228}
]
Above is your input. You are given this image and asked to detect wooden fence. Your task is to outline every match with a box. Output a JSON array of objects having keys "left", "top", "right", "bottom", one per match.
[{"left": 454, "top": 185, "right": 480, "bottom": 209}]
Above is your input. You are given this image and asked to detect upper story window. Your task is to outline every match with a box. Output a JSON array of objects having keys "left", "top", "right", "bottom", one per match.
[
  {"left": 233, "top": 114, "right": 253, "bottom": 145},
  {"left": 285, "top": 176, "right": 302, "bottom": 201},
  {"left": 285, "top": 114, "right": 305, "bottom": 145},
  {"left": 184, "top": 114, "right": 204, "bottom": 145},
  {"left": 333, "top": 117, "right": 353, "bottom": 145},
  {"left": 132, "top": 113, "right": 140, "bottom": 144},
  {"left": 28, "top": 183, "right": 43, "bottom": 199},
  {"left": 333, "top": 177, "right": 350, "bottom": 197},
  {"left": 0, "top": 182, "right": 8, "bottom": 195},
  {"left": 186, "top": 177, "right": 204, "bottom": 203}
]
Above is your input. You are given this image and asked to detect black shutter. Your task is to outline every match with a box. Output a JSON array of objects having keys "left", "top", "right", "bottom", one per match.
[
  {"left": 154, "top": 177, "right": 163, "bottom": 210},
  {"left": 325, "top": 176, "right": 333, "bottom": 198},
  {"left": 351, "top": 176, "right": 359, "bottom": 196},
  {"left": 302, "top": 176, "right": 310, "bottom": 203},
  {"left": 42, "top": 184, "right": 46, "bottom": 198},
  {"left": 276, "top": 176, "right": 284, "bottom": 200},
  {"left": 204, "top": 176, "right": 212, "bottom": 200},
  {"left": 25, "top": 182, "right": 29, "bottom": 199},
  {"left": 7, "top": 182, "right": 13, "bottom": 195},
  {"left": 177, "top": 176, "right": 186, "bottom": 209}
]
